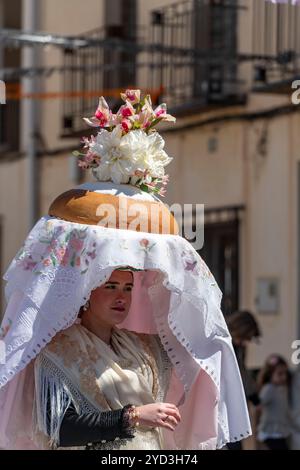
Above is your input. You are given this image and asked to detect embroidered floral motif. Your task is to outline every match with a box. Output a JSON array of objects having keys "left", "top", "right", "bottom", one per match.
[
  {"left": 15, "top": 222, "right": 97, "bottom": 275},
  {"left": 181, "top": 249, "right": 200, "bottom": 275},
  {"left": 0, "top": 319, "right": 12, "bottom": 339},
  {"left": 79, "top": 368, "right": 109, "bottom": 410},
  {"left": 47, "top": 333, "right": 79, "bottom": 368},
  {"left": 86, "top": 343, "right": 101, "bottom": 363},
  {"left": 46, "top": 330, "right": 109, "bottom": 410},
  {"left": 139, "top": 239, "right": 156, "bottom": 253}
]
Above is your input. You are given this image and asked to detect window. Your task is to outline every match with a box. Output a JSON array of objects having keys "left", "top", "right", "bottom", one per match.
[
  {"left": 149, "top": 0, "right": 241, "bottom": 109},
  {"left": 193, "top": 0, "right": 238, "bottom": 102},
  {"left": 104, "top": 0, "right": 137, "bottom": 90},
  {"left": 199, "top": 207, "right": 242, "bottom": 316}
]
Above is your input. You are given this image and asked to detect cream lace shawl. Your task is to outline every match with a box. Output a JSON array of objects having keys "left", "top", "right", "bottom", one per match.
[{"left": 33, "top": 324, "right": 172, "bottom": 450}]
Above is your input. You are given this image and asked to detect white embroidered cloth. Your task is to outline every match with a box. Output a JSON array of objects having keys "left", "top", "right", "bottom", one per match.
[{"left": 0, "top": 215, "right": 251, "bottom": 449}]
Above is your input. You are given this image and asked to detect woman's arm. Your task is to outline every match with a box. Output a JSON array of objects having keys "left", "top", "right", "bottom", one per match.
[
  {"left": 58, "top": 402, "right": 134, "bottom": 447},
  {"left": 39, "top": 354, "right": 134, "bottom": 448},
  {"left": 56, "top": 400, "right": 181, "bottom": 447}
]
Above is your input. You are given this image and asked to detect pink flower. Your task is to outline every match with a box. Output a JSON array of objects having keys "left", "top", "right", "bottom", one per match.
[
  {"left": 61, "top": 247, "right": 70, "bottom": 266},
  {"left": 43, "top": 259, "right": 51, "bottom": 266},
  {"left": 154, "top": 103, "right": 176, "bottom": 122},
  {"left": 140, "top": 239, "right": 149, "bottom": 248},
  {"left": 70, "top": 238, "right": 84, "bottom": 251},
  {"left": 162, "top": 175, "right": 170, "bottom": 186},
  {"left": 145, "top": 181, "right": 157, "bottom": 189},
  {"left": 22, "top": 259, "right": 37, "bottom": 270},
  {"left": 110, "top": 113, "right": 122, "bottom": 126},
  {"left": 142, "top": 95, "right": 154, "bottom": 116},
  {"left": 120, "top": 89, "right": 141, "bottom": 105},
  {"left": 142, "top": 120, "right": 151, "bottom": 129},
  {"left": 87, "top": 250, "right": 96, "bottom": 260},
  {"left": 118, "top": 101, "right": 135, "bottom": 119},
  {"left": 158, "top": 187, "right": 167, "bottom": 197},
  {"left": 78, "top": 150, "right": 100, "bottom": 170},
  {"left": 184, "top": 260, "right": 197, "bottom": 272},
  {"left": 130, "top": 109, "right": 153, "bottom": 130},
  {"left": 83, "top": 97, "right": 111, "bottom": 128},
  {"left": 81, "top": 136, "right": 91, "bottom": 148},
  {"left": 78, "top": 160, "right": 89, "bottom": 169},
  {"left": 121, "top": 119, "right": 133, "bottom": 133},
  {"left": 85, "top": 151, "right": 98, "bottom": 163},
  {"left": 56, "top": 248, "right": 66, "bottom": 262},
  {"left": 49, "top": 240, "right": 57, "bottom": 249}
]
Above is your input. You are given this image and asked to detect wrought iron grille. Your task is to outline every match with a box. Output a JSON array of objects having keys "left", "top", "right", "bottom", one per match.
[
  {"left": 149, "top": 0, "right": 244, "bottom": 110},
  {"left": 61, "top": 0, "right": 246, "bottom": 136},
  {"left": 252, "top": 0, "right": 300, "bottom": 87}
]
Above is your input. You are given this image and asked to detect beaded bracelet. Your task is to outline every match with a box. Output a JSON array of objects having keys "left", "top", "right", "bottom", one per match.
[{"left": 126, "top": 405, "right": 140, "bottom": 428}]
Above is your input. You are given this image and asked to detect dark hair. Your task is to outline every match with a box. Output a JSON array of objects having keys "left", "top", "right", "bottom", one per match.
[
  {"left": 257, "top": 354, "right": 291, "bottom": 391},
  {"left": 226, "top": 310, "right": 261, "bottom": 341}
]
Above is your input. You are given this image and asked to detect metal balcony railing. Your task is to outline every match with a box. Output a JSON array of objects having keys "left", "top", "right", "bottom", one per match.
[
  {"left": 252, "top": 0, "right": 300, "bottom": 91},
  {"left": 61, "top": 0, "right": 246, "bottom": 136},
  {"left": 148, "top": 0, "right": 245, "bottom": 112}
]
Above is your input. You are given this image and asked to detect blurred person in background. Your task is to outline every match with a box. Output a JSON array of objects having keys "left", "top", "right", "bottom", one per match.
[
  {"left": 256, "top": 354, "right": 296, "bottom": 450},
  {"left": 226, "top": 310, "right": 261, "bottom": 450}
]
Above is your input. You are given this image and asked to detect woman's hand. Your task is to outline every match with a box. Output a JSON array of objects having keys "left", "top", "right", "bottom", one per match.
[{"left": 135, "top": 403, "right": 181, "bottom": 432}]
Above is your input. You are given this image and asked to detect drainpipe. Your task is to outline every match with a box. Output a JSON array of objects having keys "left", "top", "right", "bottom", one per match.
[{"left": 22, "top": 0, "right": 39, "bottom": 229}]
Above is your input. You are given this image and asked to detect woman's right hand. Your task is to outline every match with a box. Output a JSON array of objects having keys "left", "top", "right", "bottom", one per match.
[{"left": 135, "top": 403, "right": 181, "bottom": 432}]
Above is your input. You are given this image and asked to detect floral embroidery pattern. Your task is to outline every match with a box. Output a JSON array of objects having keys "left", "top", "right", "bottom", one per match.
[
  {"left": 181, "top": 249, "right": 216, "bottom": 285},
  {"left": 46, "top": 331, "right": 109, "bottom": 409},
  {"left": 139, "top": 238, "right": 156, "bottom": 253},
  {"left": 181, "top": 249, "right": 200, "bottom": 275},
  {"left": 47, "top": 333, "right": 79, "bottom": 368},
  {"left": 0, "top": 319, "right": 12, "bottom": 339},
  {"left": 15, "top": 221, "right": 97, "bottom": 275}
]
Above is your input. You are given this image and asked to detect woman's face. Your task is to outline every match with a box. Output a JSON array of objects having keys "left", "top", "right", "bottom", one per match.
[
  {"left": 271, "top": 364, "right": 288, "bottom": 386},
  {"left": 87, "top": 270, "right": 133, "bottom": 328}
]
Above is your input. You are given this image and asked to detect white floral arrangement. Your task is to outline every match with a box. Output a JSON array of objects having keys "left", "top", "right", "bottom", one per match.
[{"left": 73, "top": 89, "right": 176, "bottom": 196}]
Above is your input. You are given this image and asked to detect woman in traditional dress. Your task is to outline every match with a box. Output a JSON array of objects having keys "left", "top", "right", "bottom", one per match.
[
  {"left": 35, "top": 268, "right": 178, "bottom": 450},
  {"left": 0, "top": 90, "right": 251, "bottom": 450}
]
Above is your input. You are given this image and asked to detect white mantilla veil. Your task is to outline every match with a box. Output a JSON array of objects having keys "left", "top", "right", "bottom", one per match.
[{"left": 0, "top": 90, "right": 251, "bottom": 450}]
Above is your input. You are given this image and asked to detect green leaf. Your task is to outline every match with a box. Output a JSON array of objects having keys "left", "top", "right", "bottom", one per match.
[
  {"left": 50, "top": 253, "right": 57, "bottom": 266},
  {"left": 70, "top": 252, "right": 76, "bottom": 267},
  {"left": 147, "top": 117, "right": 163, "bottom": 131},
  {"left": 139, "top": 183, "right": 150, "bottom": 193},
  {"left": 39, "top": 238, "right": 50, "bottom": 244},
  {"left": 73, "top": 151, "right": 86, "bottom": 157}
]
